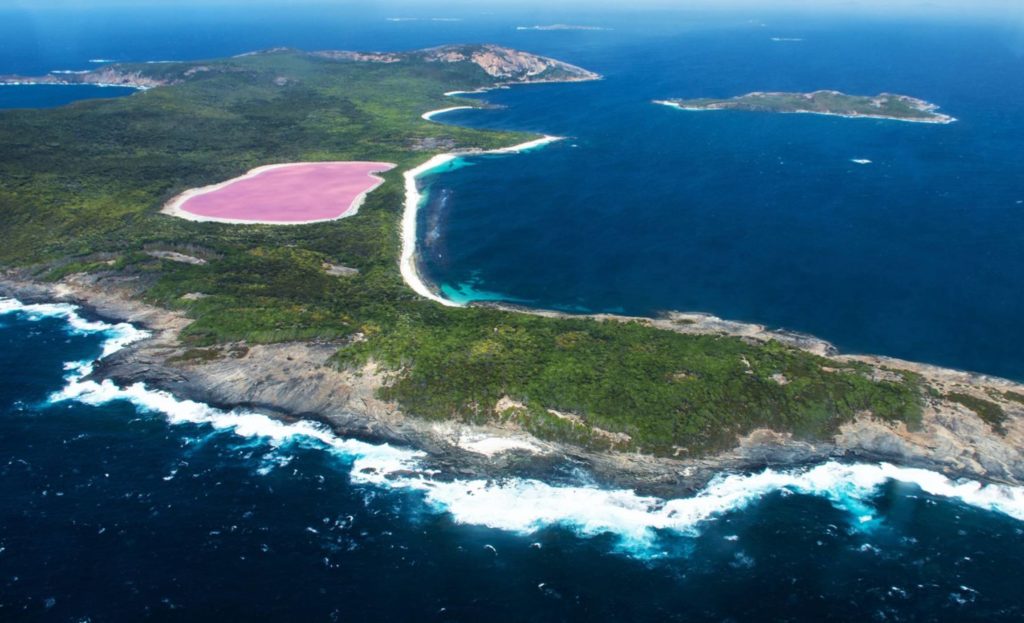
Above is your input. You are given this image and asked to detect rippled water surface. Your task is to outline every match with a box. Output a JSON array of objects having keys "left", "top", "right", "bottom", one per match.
[{"left": 2, "top": 300, "right": 1023, "bottom": 620}]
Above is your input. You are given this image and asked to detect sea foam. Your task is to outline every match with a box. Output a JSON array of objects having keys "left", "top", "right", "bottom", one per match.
[
  {"left": 6, "top": 296, "right": 1024, "bottom": 557},
  {"left": 0, "top": 297, "right": 149, "bottom": 357}
]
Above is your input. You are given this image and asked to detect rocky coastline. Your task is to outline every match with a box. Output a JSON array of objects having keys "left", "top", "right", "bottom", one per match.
[
  {"left": 656, "top": 90, "right": 956, "bottom": 124},
  {"left": 0, "top": 66, "right": 172, "bottom": 90},
  {"left": 0, "top": 44, "right": 600, "bottom": 96},
  {"left": 3, "top": 270, "right": 1022, "bottom": 498}
]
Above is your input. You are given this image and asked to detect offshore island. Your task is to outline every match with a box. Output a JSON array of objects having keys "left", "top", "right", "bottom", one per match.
[
  {"left": 655, "top": 90, "right": 956, "bottom": 123},
  {"left": 1, "top": 45, "right": 1021, "bottom": 495}
]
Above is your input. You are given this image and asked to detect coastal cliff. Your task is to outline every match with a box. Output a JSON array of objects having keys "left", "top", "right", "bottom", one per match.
[{"left": 312, "top": 44, "right": 600, "bottom": 84}]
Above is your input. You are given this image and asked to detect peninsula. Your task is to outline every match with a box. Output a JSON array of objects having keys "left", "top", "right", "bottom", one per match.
[
  {"left": 1, "top": 46, "right": 1020, "bottom": 495},
  {"left": 656, "top": 90, "right": 956, "bottom": 123}
]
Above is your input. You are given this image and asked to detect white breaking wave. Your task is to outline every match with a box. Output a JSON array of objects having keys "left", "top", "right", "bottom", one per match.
[
  {"left": 0, "top": 297, "right": 149, "bottom": 357},
  {"left": 53, "top": 372, "right": 425, "bottom": 482},
  {"left": 402, "top": 462, "right": 1024, "bottom": 549},
  {"left": 6, "top": 296, "right": 1024, "bottom": 557}
]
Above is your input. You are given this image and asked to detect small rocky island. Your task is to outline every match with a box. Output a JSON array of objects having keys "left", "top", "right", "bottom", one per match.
[{"left": 656, "top": 90, "right": 955, "bottom": 123}]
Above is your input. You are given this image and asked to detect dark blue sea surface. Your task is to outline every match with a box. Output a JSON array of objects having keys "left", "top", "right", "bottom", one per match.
[
  {"left": 0, "top": 85, "right": 136, "bottom": 110},
  {"left": 2, "top": 301, "right": 1024, "bottom": 621},
  {"left": 416, "top": 20, "right": 1024, "bottom": 380}
]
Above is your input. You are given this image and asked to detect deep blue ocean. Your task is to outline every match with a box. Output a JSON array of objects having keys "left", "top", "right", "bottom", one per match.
[
  {"left": 2, "top": 3, "right": 1024, "bottom": 620},
  {"left": 4, "top": 300, "right": 1024, "bottom": 621},
  {"left": 415, "top": 19, "right": 1024, "bottom": 381}
]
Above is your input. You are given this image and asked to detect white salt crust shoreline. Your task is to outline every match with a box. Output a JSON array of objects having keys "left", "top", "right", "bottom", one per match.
[
  {"left": 401, "top": 134, "right": 563, "bottom": 307},
  {"left": 161, "top": 161, "right": 396, "bottom": 225}
]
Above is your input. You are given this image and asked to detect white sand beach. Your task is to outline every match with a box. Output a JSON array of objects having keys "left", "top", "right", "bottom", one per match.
[{"left": 401, "top": 135, "right": 563, "bottom": 307}]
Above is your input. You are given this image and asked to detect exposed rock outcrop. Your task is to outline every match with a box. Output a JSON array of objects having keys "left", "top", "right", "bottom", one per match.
[
  {"left": 3, "top": 271, "right": 1024, "bottom": 497},
  {"left": 1, "top": 45, "right": 600, "bottom": 95},
  {"left": 308, "top": 50, "right": 403, "bottom": 63},
  {"left": 420, "top": 44, "right": 600, "bottom": 83},
  {"left": 310, "top": 44, "right": 601, "bottom": 84},
  {"left": 0, "top": 67, "right": 174, "bottom": 90}
]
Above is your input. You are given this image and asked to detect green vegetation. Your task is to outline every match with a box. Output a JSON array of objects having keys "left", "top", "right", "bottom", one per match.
[
  {"left": 337, "top": 309, "right": 922, "bottom": 454},
  {"left": 0, "top": 48, "right": 925, "bottom": 456},
  {"left": 945, "top": 392, "right": 1007, "bottom": 435},
  {"left": 166, "top": 344, "right": 249, "bottom": 364},
  {"left": 663, "top": 90, "right": 953, "bottom": 123},
  {"left": 1003, "top": 390, "right": 1024, "bottom": 406}
]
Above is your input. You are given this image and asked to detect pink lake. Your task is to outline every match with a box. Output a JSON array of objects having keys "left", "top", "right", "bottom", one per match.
[{"left": 169, "top": 162, "right": 396, "bottom": 224}]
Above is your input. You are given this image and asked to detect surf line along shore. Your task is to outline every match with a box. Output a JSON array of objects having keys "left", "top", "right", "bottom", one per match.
[{"left": 401, "top": 116, "right": 563, "bottom": 306}]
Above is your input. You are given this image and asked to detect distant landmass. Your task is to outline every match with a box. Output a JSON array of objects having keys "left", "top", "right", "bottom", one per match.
[
  {"left": 1, "top": 44, "right": 599, "bottom": 92},
  {"left": 0, "top": 66, "right": 167, "bottom": 90},
  {"left": 655, "top": 90, "right": 955, "bottom": 123},
  {"left": 386, "top": 17, "right": 463, "bottom": 22},
  {"left": 516, "top": 24, "right": 612, "bottom": 31}
]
